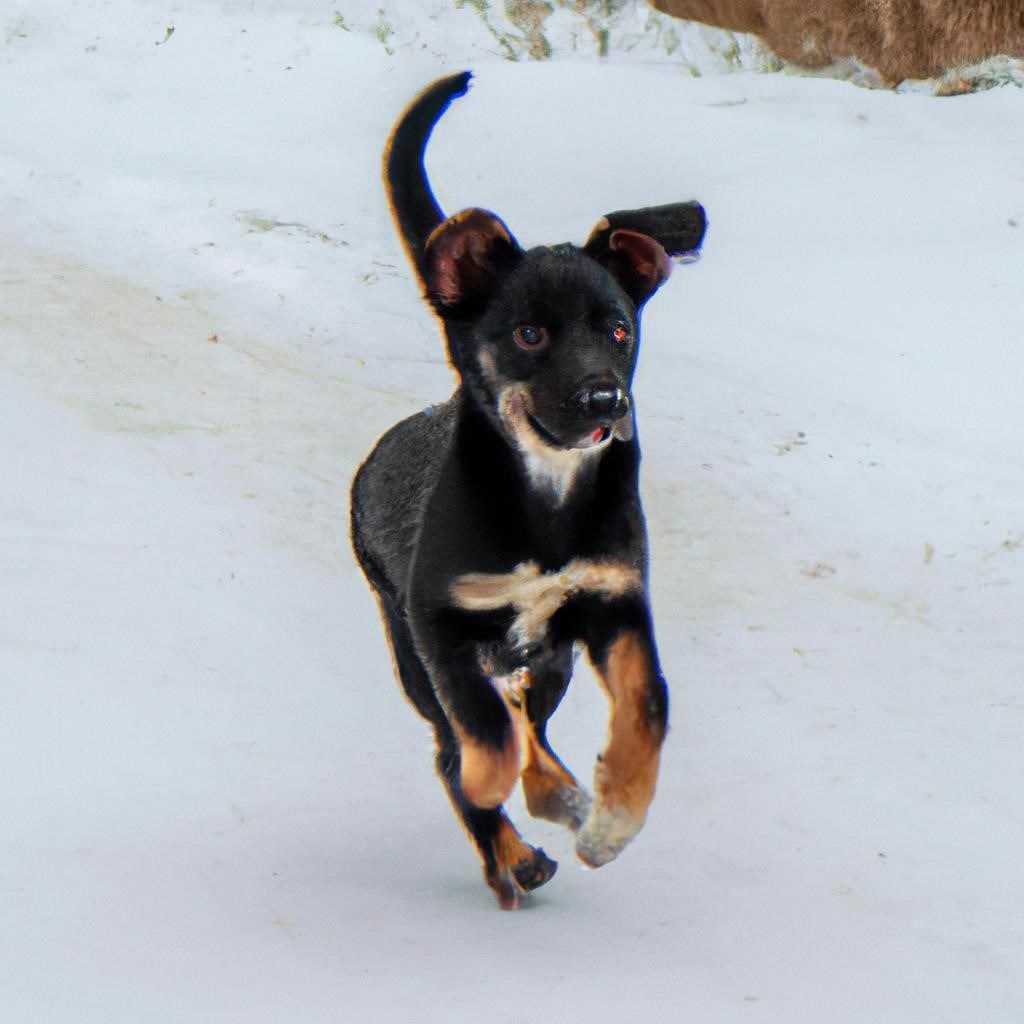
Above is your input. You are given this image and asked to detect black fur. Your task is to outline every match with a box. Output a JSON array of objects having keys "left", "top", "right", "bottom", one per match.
[{"left": 350, "top": 72, "right": 706, "bottom": 908}]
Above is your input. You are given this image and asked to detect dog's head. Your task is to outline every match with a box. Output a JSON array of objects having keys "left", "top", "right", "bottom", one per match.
[{"left": 423, "top": 207, "right": 683, "bottom": 457}]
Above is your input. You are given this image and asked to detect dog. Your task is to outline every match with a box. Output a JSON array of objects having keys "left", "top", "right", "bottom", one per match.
[{"left": 350, "top": 71, "right": 706, "bottom": 908}]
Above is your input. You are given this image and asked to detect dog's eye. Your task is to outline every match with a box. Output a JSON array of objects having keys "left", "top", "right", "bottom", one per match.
[
  {"left": 612, "top": 323, "right": 629, "bottom": 343},
  {"left": 513, "top": 325, "right": 549, "bottom": 351}
]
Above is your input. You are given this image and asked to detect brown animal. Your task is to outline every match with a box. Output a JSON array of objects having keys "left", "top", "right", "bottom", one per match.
[{"left": 649, "top": 0, "right": 1024, "bottom": 83}]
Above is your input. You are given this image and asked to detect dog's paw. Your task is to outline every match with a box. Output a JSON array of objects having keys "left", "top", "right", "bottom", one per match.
[
  {"left": 575, "top": 804, "right": 645, "bottom": 869},
  {"left": 513, "top": 846, "right": 558, "bottom": 892},
  {"left": 525, "top": 783, "right": 593, "bottom": 833},
  {"left": 487, "top": 847, "right": 558, "bottom": 910}
]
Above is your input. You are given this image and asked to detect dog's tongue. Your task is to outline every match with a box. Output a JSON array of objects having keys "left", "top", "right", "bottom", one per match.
[{"left": 586, "top": 413, "right": 633, "bottom": 447}]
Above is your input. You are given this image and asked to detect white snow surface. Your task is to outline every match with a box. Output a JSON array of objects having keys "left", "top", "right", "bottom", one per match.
[{"left": 3, "top": 2, "right": 1023, "bottom": 1021}]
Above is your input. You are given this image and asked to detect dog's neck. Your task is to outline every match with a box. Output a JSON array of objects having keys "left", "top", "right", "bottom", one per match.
[
  {"left": 494, "top": 389, "right": 605, "bottom": 508},
  {"left": 454, "top": 392, "right": 603, "bottom": 512},
  {"left": 515, "top": 438, "right": 602, "bottom": 508}
]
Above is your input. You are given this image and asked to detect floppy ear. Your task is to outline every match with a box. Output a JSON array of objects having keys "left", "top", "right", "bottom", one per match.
[
  {"left": 584, "top": 200, "right": 707, "bottom": 307},
  {"left": 424, "top": 207, "right": 521, "bottom": 314},
  {"left": 592, "top": 228, "right": 673, "bottom": 308},
  {"left": 584, "top": 201, "right": 707, "bottom": 262}
]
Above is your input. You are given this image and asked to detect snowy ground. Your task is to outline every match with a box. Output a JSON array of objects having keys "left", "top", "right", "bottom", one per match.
[{"left": 2, "top": 2, "right": 1023, "bottom": 1022}]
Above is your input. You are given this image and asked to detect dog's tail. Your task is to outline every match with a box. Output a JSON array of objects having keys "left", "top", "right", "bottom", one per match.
[{"left": 384, "top": 71, "right": 471, "bottom": 281}]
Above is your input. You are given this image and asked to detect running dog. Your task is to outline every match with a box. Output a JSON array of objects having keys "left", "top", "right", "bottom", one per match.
[{"left": 351, "top": 72, "right": 706, "bottom": 908}]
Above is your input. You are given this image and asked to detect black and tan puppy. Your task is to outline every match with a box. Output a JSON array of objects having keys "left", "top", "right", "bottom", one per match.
[{"left": 351, "top": 72, "right": 706, "bottom": 908}]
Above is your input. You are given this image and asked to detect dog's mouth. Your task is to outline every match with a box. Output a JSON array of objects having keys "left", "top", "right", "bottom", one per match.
[
  {"left": 524, "top": 413, "right": 607, "bottom": 450},
  {"left": 525, "top": 413, "right": 566, "bottom": 448},
  {"left": 500, "top": 387, "right": 633, "bottom": 454},
  {"left": 525, "top": 411, "right": 631, "bottom": 451}
]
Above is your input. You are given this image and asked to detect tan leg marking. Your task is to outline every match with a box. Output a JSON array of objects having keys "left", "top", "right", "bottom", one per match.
[
  {"left": 487, "top": 816, "right": 557, "bottom": 910},
  {"left": 521, "top": 734, "right": 592, "bottom": 830},
  {"left": 576, "top": 630, "right": 666, "bottom": 868},
  {"left": 492, "top": 817, "right": 534, "bottom": 874},
  {"left": 494, "top": 668, "right": 592, "bottom": 830},
  {"left": 454, "top": 723, "right": 521, "bottom": 810}
]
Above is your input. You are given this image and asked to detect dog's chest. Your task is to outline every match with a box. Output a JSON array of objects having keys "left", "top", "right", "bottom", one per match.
[{"left": 519, "top": 445, "right": 596, "bottom": 507}]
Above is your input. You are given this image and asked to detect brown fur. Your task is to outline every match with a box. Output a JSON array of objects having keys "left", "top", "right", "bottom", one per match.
[
  {"left": 509, "top": 670, "right": 591, "bottom": 828},
  {"left": 490, "top": 818, "right": 549, "bottom": 908},
  {"left": 520, "top": 739, "right": 587, "bottom": 826},
  {"left": 650, "top": 0, "right": 1024, "bottom": 82},
  {"left": 453, "top": 724, "right": 522, "bottom": 810},
  {"left": 575, "top": 630, "right": 666, "bottom": 868}
]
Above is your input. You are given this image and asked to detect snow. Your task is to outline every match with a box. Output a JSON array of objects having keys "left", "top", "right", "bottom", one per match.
[{"left": 2, "top": 2, "right": 1023, "bottom": 1021}]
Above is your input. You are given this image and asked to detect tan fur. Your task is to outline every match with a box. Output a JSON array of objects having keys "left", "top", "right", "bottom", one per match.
[
  {"left": 576, "top": 630, "right": 665, "bottom": 867},
  {"left": 454, "top": 723, "right": 521, "bottom": 809},
  {"left": 520, "top": 733, "right": 591, "bottom": 828},
  {"left": 650, "top": 0, "right": 1024, "bottom": 82},
  {"left": 496, "top": 385, "right": 609, "bottom": 503},
  {"left": 451, "top": 559, "right": 643, "bottom": 649},
  {"left": 489, "top": 817, "right": 538, "bottom": 909},
  {"left": 495, "top": 667, "right": 593, "bottom": 828},
  {"left": 492, "top": 817, "right": 536, "bottom": 874},
  {"left": 478, "top": 357, "right": 590, "bottom": 502},
  {"left": 424, "top": 208, "right": 515, "bottom": 306}
]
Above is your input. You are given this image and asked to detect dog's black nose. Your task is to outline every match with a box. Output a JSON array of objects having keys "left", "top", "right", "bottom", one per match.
[{"left": 580, "top": 384, "right": 629, "bottom": 421}]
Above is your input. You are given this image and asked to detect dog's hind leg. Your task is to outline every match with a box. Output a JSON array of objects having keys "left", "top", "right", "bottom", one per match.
[{"left": 378, "top": 596, "right": 447, "bottom": 725}]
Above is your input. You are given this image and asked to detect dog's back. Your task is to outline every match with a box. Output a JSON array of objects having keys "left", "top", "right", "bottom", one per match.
[
  {"left": 350, "top": 75, "right": 473, "bottom": 607},
  {"left": 350, "top": 398, "right": 457, "bottom": 608}
]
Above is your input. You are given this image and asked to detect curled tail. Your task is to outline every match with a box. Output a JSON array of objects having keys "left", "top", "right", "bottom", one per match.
[{"left": 383, "top": 71, "right": 472, "bottom": 282}]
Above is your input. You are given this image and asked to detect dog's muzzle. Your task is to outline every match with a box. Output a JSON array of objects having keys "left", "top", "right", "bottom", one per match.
[
  {"left": 501, "top": 385, "right": 633, "bottom": 452},
  {"left": 577, "top": 384, "right": 629, "bottom": 423},
  {"left": 572, "top": 383, "right": 634, "bottom": 447}
]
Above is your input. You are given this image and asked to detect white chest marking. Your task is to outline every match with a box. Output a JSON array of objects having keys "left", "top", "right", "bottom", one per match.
[
  {"left": 496, "top": 385, "right": 609, "bottom": 506},
  {"left": 450, "top": 559, "right": 643, "bottom": 648},
  {"left": 519, "top": 445, "right": 595, "bottom": 505}
]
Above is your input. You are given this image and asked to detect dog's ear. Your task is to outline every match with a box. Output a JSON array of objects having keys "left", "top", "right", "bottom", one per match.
[
  {"left": 585, "top": 201, "right": 707, "bottom": 262},
  {"left": 424, "top": 208, "right": 521, "bottom": 313},
  {"left": 584, "top": 200, "right": 706, "bottom": 306},
  {"left": 589, "top": 228, "right": 673, "bottom": 308}
]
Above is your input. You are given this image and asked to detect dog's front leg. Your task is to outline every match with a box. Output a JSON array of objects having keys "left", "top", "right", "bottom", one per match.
[
  {"left": 576, "top": 609, "right": 669, "bottom": 868},
  {"left": 411, "top": 605, "right": 545, "bottom": 890},
  {"left": 517, "top": 645, "right": 593, "bottom": 832},
  {"left": 432, "top": 653, "right": 524, "bottom": 812},
  {"left": 424, "top": 639, "right": 559, "bottom": 907}
]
